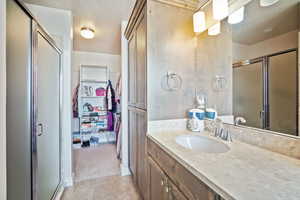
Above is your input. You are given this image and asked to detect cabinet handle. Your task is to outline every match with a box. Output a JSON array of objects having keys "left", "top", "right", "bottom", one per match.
[{"left": 165, "top": 186, "right": 169, "bottom": 193}]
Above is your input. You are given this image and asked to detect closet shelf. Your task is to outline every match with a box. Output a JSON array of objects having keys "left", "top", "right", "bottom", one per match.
[
  {"left": 81, "top": 96, "right": 105, "bottom": 98},
  {"left": 81, "top": 80, "right": 107, "bottom": 84}
]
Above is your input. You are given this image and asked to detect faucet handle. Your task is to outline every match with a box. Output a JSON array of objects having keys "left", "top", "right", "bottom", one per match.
[{"left": 234, "top": 117, "right": 246, "bottom": 126}]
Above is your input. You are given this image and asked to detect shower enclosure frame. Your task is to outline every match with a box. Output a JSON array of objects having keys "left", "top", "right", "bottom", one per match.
[
  {"left": 13, "top": 0, "right": 64, "bottom": 199},
  {"left": 233, "top": 48, "right": 299, "bottom": 136},
  {"left": 31, "top": 22, "right": 63, "bottom": 200}
]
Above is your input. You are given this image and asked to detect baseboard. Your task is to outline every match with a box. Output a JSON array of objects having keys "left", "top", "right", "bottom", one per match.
[
  {"left": 120, "top": 163, "right": 131, "bottom": 176},
  {"left": 64, "top": 176, "right": 74, "bottom": 187},
  {"left": 54, "top": 186, "right": 64, "bottom": 200}
]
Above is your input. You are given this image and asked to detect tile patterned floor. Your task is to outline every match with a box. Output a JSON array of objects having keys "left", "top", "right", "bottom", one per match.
[
  {"left": 61, "top": 175, "right": 141, "bottom": 200},
  {"left": 74, "top": 144, "right": 120, "bottom": 182}
]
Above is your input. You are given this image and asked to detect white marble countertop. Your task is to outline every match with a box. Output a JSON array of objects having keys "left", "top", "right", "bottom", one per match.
[{"left": 147, "top": 129, "right": 300, "bottom": 200}]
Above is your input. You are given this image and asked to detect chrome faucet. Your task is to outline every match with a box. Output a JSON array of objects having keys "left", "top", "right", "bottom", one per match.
[
  {"left": 234, "top": 117, "right": 246, "bottom": 126},
  {"left": 214, "top": 118, "right": 232, "bottom": 142}
]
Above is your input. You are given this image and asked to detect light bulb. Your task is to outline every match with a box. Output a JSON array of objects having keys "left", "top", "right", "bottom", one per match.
[
  {"left": 80, "top": 27, "right": 95, "bottom": 39},
  {"left": 213, "top": 0, "right": 229, "bottom": 20},
  {"left": 193, "top": 11, "right": 206, "bottom": 33}
]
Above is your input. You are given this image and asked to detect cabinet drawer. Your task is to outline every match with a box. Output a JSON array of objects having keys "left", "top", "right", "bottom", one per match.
[
  {"left": 147, "top": 138, "right": 210, "bottom": 200},
  {"left": 148, "top": 139, "right": 177, "bottom": 178}
]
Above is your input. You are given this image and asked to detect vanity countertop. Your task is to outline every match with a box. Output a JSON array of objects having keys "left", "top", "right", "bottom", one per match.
[{"left": 147, "top": 129, "right": 300, "bottom": 200}]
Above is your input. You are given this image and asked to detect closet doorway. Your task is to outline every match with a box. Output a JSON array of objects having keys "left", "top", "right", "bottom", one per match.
[{"left": 72, "top": 65, "right": 122, "bottom": 182}]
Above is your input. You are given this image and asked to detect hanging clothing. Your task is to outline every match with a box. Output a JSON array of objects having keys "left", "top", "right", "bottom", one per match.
[
  {"left": 72, "top": 84, "right": 79, "bottom": 118},
  {"left": 115, "top": 75, "right": 122, "bottom": 102},
  {"left": 105, "top": 80, "right": 117, "bottom": 113},
  {"left": 107, "top": 111, "right": 114, "bottom": 131}
]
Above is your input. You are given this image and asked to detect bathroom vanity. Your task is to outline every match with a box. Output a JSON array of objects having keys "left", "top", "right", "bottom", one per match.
[
  {"left": 147, "top": 120, "right": 300, "bottom": 200},
  {"left": 147, "top": 136, "right": 218, "bottom": 200}
]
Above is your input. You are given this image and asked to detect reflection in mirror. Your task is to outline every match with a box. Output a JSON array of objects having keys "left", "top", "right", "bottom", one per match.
[{"left": 232, "top": 0, "right": 299, "bottom": 136}]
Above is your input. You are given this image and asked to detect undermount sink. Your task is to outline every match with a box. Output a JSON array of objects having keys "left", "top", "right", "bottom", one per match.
[{"left": 175, "top": 135, "right": 230, "bottom": 153}]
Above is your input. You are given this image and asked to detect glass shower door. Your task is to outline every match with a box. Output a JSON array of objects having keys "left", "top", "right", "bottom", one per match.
[
  {"left": 268, "top": 50, "right": 297, "bottom": 135},
  {"left": 35, "top": 28, "right": 61, "bottom": 200},
  {"left": 233, "top": 61, "right": 264, "bottom": 129}
]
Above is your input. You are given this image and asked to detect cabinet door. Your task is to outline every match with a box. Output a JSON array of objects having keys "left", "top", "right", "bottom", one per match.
[
  {"left": 128, "top": 33, "right": 136, "bottom": 106},
  {"left": 148, "top": 157, "right": 168, "bottom": 200},
  {"left": 136, "top": 109, "right": 148, "bottom": 199},
  {"left": 128, "top": 108, "right": 137, "bottom": 183},
  {"left": 135, "top": 8, "right": 147, "bottom": 109},
  {"left": 168, "top": 180, "right": 187, "bottom": 200}
]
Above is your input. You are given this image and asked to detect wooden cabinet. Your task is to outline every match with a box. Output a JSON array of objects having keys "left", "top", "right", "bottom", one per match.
[
  {"left": 148, "top": 157, "right": 168, "bottom": 200},
  {"left": 167, "top": 179, "right": 188, "bottom": 200},
  {"left": 128, "top": 32, "right": 136, "bottom": 106},
  {"left": 127, "top": 1, "right": 148, "bottom": 199},
  {"left": 127, "top": 5, "right": 147, "bottom": 109},
  {"left": 128, "top": 108, "right": 137, "bottom": 182},
  {"left": 135, "top": 10, "right": 147, "bottom": 109},
  {"left": 149, "top": 156, "right": 187, "bottom": 200},
  {"left": 148, "top": 138, "right": 223, "bottom": 200},
  {"left": 137, "top": 110, "right": 148, "bottom": 197},
  {"left": 128, "top": 107, "right": 148, "bottom": 199}
]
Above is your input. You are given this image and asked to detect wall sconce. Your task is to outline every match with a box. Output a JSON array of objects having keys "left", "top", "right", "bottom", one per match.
[
  {"left": 193, "top": 11, "right": 206, "bottom": 33},
  {"left": 208, "top": 22, "right": 221, "bottom": 36},
  {"left": 212, "top": 0, "right": 229, "bottom": 20},
  {"left": 228, "top": 6, "right": 245, "bottom": 24},
  {"left": 80, "top": 27, "right": 95, "bottom": 39}
]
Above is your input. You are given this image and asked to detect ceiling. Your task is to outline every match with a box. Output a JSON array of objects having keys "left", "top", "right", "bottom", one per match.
[
  {"left": 23, "top": 0, "right": 136, "bottom": 55},
  {"left": 232, "top": 0, "right": 299, "bottom": 45}
]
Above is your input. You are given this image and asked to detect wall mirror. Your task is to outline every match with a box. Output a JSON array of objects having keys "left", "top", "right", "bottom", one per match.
[{"left": 230, "top": 0, "right": 299, "bottom": 136}]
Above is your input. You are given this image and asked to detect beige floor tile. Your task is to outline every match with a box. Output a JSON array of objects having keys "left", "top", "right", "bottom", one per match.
[
  {"left": 74, "top": 144, "right": 120, "bottom": 182},
  {"left": 61, "top": 175, "right": 141, "bottom": 200}
]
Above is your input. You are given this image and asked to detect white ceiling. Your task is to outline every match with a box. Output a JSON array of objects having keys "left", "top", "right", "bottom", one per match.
[
  {"left": 24, "top": 0, "right": 136, "bottom": 55},
  {"left": 232, "top": 0, "right": 299, "bottom": 45}
]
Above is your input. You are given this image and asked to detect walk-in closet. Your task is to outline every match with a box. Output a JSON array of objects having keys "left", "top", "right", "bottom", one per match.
[{"left": 72, "top": 65, "right": 122, "bottom": 182}]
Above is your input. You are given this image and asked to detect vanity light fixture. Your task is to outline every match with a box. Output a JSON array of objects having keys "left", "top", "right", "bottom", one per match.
[
  {"left": 228, "top": 6, "right": 245, "bottom": 24},
  {"left": 260, "top": 0, "right": 279, "bottom": 7},
  {"left": 193, "top": 11, "right": 206, "bottom": 33},
  {"left": 80, "top": 27, "right": 95, "bottom": 39},
  {"left": 208, "top": 22, "right": 221, "bottom": 36},
  {"left": 212, "top": 0, "right": 229, "bottom": 20}
]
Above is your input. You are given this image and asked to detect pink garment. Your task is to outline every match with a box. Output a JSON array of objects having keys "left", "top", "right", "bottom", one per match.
[{"left": 95, "top": 88, "right": 106, "bottom": 96}]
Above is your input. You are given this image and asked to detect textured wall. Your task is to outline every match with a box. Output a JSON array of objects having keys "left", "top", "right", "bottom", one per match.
[
  {"left": 148, "top": 0, "right": 197, "bottom": 120},
  {"left": 195, "top": 20, "right": 233, "bottom": 116}
]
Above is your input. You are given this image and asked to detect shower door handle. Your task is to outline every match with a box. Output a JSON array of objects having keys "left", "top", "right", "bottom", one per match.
[
  {"left": 37, "top": 123, "right": 44, "bottom": 136},
  {"left": 259, "top": 110, "right": 265, "bottom": 119}
]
